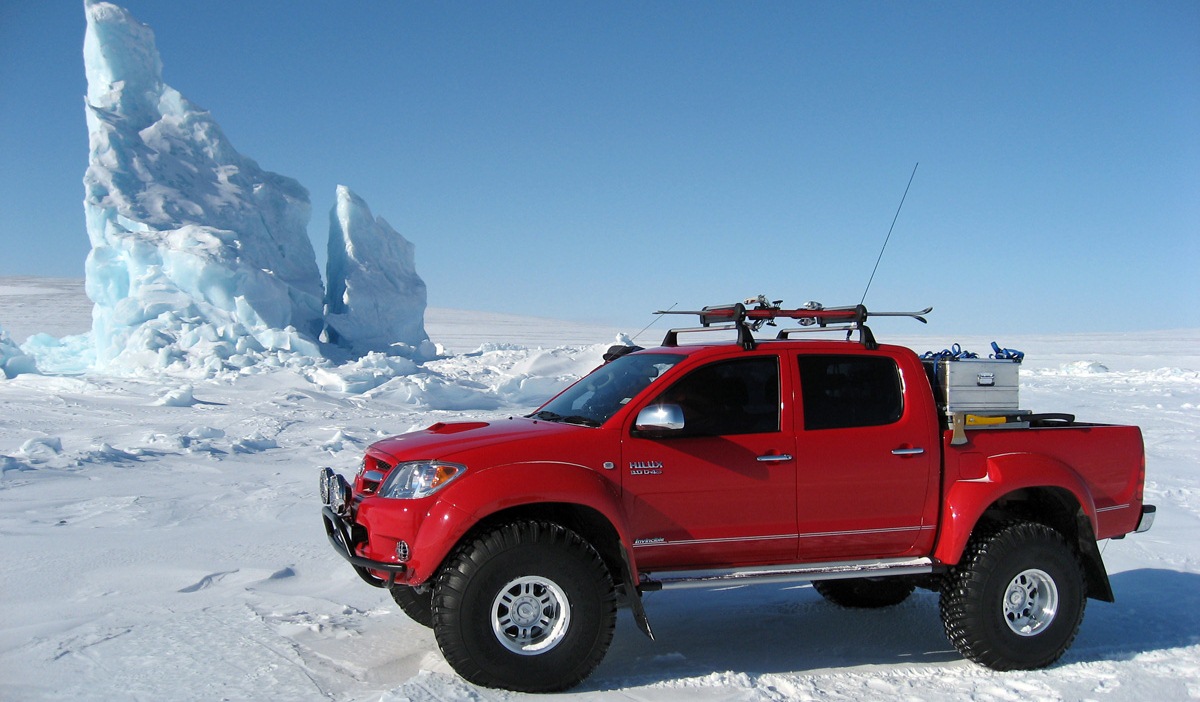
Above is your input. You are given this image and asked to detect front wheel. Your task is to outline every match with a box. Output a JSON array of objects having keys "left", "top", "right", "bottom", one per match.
[
  {"left": 432, "top": 521, "right": 617, "bottom": 692},
  {"left": 940, "top": 521, "right": 1087, "bottom": 670},
  {"left": 389, "top": 584, "right": 433, "bottom": 628}
]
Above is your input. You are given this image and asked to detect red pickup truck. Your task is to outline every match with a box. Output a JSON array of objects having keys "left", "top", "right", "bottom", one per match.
[{"left": 320, "top": 302, "right": 1154, "bottom": 692}]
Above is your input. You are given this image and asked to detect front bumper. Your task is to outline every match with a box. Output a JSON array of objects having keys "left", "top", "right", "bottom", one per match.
[
  {"left": 320, "top": 468, "right": 406, "bottom": 588},
  {"left": 322, "top": 505, "right": 407, "bottom": 588}
]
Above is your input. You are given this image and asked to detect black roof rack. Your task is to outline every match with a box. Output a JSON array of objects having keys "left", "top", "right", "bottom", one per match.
[{"left": 656, "top": 296, "right": 931, "bottom": 351}]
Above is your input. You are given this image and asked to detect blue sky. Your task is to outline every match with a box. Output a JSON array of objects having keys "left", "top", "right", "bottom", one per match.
[{"left": 1, "top": 1, "right": 1196, "bottom": 335}]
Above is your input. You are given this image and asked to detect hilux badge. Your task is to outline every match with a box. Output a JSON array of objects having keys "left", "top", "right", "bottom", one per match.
[{"left": 629, "top": 460, "right": 663, "bottom": 475}]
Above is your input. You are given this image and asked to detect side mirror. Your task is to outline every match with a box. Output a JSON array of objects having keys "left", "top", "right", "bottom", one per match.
[{"left": 635, "top": 404, "right": 685, "bottom": 433}]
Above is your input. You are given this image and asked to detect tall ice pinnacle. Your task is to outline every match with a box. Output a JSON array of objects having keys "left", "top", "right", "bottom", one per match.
[
  {"left": 81, "top": 0, "right": 326, "bottom": 370},
  {"left": 324, "top": 185, "right": 430, "bottom": 357}
]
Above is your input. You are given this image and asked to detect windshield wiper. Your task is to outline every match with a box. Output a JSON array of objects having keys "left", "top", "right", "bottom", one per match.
[
  {"left": 530, "top": 410, "right": 565, "bottom": 422},
  {"left": 560, "top": 415, "right": 601, "bottom": 428},
  {"left": 529, "top": 410, "right": 599, "bottom": 427}
]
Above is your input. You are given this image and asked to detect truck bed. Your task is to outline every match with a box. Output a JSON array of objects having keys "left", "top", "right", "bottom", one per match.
[{"left": 942, "top": 422, "right": 1145, "bottom": 540}]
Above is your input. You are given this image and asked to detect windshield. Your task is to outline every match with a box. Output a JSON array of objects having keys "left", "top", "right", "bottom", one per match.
[{"left": 530, "top": 352, "right": 680, "bottom": 427}]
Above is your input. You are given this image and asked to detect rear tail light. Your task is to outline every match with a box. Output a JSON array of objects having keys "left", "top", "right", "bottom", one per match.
[{"left": 1136, "top": 448, "right": 1146, "bottom": 505}]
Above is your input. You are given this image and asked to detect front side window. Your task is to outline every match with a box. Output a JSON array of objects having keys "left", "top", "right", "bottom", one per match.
[
  {"left": 650, "top": 356, "right": 780, "bottom": 436},
  {"left": 798, "top": 355, "right": 903, "bottom": 430}
]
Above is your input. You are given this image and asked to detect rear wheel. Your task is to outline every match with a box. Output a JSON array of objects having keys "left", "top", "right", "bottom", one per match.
[
  {"left": 813, "top": 577, "right": 915, "bottom": 608},
  {"left": 432, "top": 521, "right": 617, "bottom": 692},
  {"left": 940, "top": 521, "right": 1086, "bottom": 670},
  {"left": 389, "top": 584, "right": 433, "bottom": 628}
]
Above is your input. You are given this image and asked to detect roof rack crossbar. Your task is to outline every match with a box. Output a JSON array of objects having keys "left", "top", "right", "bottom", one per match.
[
  {"left": 662, "top": 323, "right": 757, "bottom": 350},
  {"left": 775, "top": 324, "right": 879, "bottom": 349}
]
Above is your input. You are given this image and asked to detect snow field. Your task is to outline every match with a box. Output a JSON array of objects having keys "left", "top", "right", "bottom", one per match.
[{"left": 1, "top": 283, "right": 1198, "bottom": 700}]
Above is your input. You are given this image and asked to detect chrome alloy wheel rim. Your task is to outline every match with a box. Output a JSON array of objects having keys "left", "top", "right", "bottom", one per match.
[
  {"left": 491, "top": 576, "right": 571, "bottom": 655},
  {"left": 1003, "top": 568, "right": 1059, "bottom": 636}
]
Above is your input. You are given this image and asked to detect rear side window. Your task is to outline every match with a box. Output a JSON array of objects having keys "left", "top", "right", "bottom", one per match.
[{"left": 798, "top": 355, "right": 903, "bottom": 430}]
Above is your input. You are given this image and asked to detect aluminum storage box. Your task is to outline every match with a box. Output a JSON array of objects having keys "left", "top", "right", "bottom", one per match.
[{"left": 929, "top": 358, "right": 1020, "bottom": 413}]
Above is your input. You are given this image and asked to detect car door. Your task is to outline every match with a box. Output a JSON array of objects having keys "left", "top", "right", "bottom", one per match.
[
  {"left": 621, "top": 354, "right": 798, "bottom": 570},
  {"left": 792, "top": 351, "right": 938, "bottom": 561}
]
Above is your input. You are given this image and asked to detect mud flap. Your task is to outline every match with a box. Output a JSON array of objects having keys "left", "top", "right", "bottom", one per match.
[
  {"left": 1075, "top": 510, "right": 1115, "bottom": 602},
  {"left": 619, "top": 543, "right": 654, "bottom": 640}
]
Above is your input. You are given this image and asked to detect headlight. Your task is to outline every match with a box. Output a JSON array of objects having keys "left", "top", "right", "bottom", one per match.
[{"left": 380, "top": 461, "right": 466, "bottom": 499}]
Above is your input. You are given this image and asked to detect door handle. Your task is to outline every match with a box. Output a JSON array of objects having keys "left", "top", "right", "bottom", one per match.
[
  {"left": 756, "top": 454, "right": 794, "bottom": 463},
  {"left": 891, "top": 447, "right": 925, "bottom": 456}
]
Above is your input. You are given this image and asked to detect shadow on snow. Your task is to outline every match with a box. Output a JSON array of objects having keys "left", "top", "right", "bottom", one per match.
[{"left": 582, "top": 568, "right": 1200, "bottom": 690}]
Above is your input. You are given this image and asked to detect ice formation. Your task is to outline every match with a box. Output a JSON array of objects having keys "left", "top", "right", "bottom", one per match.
[
  {"left": 0, "top": 325, "right": 37, "bottom": 378},
  {"left": 82, "top": 0, "right": 326, "bottom": 371},
  {"left": 324, "top": 186, "right": 432, "bottom": 358}
]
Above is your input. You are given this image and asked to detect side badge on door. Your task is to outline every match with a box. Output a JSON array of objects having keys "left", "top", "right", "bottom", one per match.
[{"left": 630, "top": 460, "right": 664, "bottom": 476}]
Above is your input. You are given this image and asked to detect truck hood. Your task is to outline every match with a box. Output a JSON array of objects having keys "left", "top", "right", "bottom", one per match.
[{"left": 367, "top": 417, "right": 589, "bottom": 464}]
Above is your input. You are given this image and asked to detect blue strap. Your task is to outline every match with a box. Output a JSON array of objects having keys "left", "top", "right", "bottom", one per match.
[
  {"left": 921, "top": 345, "right": 979, "bottom": 376},
  {"left": 990, "top": 341, "right": 1024, "bottom": 361},
  {"left": 921, "top": 343, "right": 978, "bottom": 361}
]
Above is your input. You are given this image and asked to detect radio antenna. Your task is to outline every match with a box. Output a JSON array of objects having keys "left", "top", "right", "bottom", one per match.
[
  {"left": 860, "top": 162, "right": 919, "bottom": 306},
  {"left": 631, "top": 302, "right": 677, "bottom": 342}
]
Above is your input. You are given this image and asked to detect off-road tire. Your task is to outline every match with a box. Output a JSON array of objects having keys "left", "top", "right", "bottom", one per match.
[
  {"left": 940, "top": 520, "right": 1086, "bottom": 670},
  {"left": 813, "top": 577, "right": 915, "bottom": 608},
  {"left": 389, "top": 585, "right": 434, "bottom": 628},
  {"left": 432, "top": 521, "right": 617, "bottom": 692}
]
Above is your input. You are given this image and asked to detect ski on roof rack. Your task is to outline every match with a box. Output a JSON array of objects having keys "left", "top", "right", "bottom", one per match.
[{"left": 656, "top": 295, "right": 932, "bottom": 350}]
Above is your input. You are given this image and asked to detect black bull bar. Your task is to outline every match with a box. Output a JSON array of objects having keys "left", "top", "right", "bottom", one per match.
[{"left": 321, "top": 505, "right": 406, "bottom": 588}]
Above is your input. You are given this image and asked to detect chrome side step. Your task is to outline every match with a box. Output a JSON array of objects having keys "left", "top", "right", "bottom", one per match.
[{"left": 639, "top": 557, "right": 936, "bottom": 592}]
